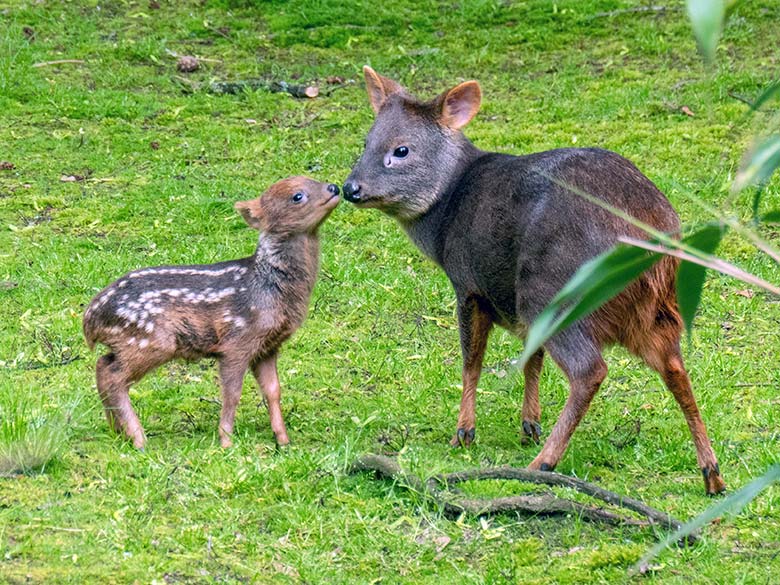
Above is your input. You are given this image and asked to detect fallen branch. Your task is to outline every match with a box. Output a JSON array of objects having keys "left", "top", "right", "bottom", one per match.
[
  {"left": 350, "top": 454, "right": 698, "bottom": 542},
  {"left": 32, "top": 59, "right": 85, "bottom": 68},
  {"left": 209, "top": 79, "right": 319, "bottom": 99}
]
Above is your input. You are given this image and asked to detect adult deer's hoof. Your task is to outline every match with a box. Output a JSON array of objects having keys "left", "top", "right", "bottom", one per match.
[
  {"left": 521, "top": 420, "right": 542, "bottom": 445},
  {"left": 528, "top": 456, "right": 555, "bottom": 472},
  {"left": 703, "top": 465, "right": 726, "bottom": 496},
  {"left": 450, "top": 427, "right": 475, "bottom": 447}
]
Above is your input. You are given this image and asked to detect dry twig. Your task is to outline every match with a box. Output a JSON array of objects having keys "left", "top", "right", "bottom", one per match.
[{"left": 32, "top": 59, "right": 85, "bottom": 68}]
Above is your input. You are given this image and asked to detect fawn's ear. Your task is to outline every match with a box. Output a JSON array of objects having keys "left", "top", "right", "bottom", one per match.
[
  {"left": 363, "top": 66, "right": 404, "bottom": 114},
  {"left": 438, "top": 80, "right": 482, "bottom": 130},
  {"left": 235, "top": 199, "right": 264, "bottom": 230}
]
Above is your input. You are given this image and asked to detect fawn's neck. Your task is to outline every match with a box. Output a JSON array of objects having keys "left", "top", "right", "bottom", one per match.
[{"left": 252, "top": 232, "right": 320, "bottom": 292}]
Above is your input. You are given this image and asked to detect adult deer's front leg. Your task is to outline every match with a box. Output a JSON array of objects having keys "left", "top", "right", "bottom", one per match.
[{"left": 450, "top": 297, "right": 493, "bottom": 447}]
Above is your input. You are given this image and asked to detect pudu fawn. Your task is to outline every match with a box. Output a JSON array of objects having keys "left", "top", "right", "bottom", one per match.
[
  {"left": 343, "top": 67, "right": 725, "bottom": 495},
  {"left": 84, "top": 177, "right": 340, "bottom": 449}
]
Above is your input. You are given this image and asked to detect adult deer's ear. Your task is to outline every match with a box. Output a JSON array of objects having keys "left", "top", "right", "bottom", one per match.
[
  {"left": 438, "top": 81, "right": 482, "bottom": 130},
  {"left": 235, "top": 199, "right": 264, "bottom": 230},
  {"left": 363, "top": 66, "right": 404, "bottom": 114}
]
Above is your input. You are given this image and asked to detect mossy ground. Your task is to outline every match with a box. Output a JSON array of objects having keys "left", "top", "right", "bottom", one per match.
[{"left": 1, "top": 1, "right": 779, "bottom": 583}]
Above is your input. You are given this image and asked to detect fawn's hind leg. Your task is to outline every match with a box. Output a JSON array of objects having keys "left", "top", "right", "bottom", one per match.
[
  {"left": 252, "top": 353, "right": 289, "bottom": 446},
  {"left": 528, "top": 333, "right": 607, "bottom": 472},
  {"left": 96, "top": 353, "right": 146, "bottom": 449},
  {"left": 521, "top": 348, "right": 544, "bottom": 444},
  {"left": 639, "top": 337, "right": 725, "bottom": 495}
]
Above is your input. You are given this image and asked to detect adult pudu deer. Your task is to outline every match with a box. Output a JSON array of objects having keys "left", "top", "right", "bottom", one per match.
[
  {"left": 84, "top": 177, "right": 340, "bottom": 449},
  {"left": 343, "top": 67, "right": 725, "bottom": 495}
]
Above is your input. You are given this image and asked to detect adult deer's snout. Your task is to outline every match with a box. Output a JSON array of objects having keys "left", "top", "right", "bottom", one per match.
[{"left": 342, "top": 180, "right": 362, "bottom": 203}]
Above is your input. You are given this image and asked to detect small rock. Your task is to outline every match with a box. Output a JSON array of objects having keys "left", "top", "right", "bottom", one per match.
[
  {"left": 150, "top": 141, "right": 160, "bottom": 150},
  {"left": 176, "top": 56, "right": 199, "bottom": 73},
  {"left": 326, "top": 75, "right": 344, "bottom": 85}
]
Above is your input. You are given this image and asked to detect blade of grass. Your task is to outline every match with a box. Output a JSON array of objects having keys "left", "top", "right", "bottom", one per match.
[
  {"left": 671, "top": 181, "right": 780, "bottom": 265},
  {"left": 732, "top": 135, "right": 780, "bottom": 194},
  {"left": 762, "top": 210, "right": 780, "bottom": 223},
  {"left": 519, "top": 245, "right": 661, "bottom": 366},
  {"left": 676, "top": 225, "right": 726, "bottom": 335},
  {"left": 619, "top": 236, "right": 780, "bottom": 295},
  {"left": 751, "top": 79, "right": 780, "bottom": 111},
  {"left": 686, "top": 0, "right": 725, "bottom": 64},
  {"left": 545, "top": 175, "right": 780, "bottom": 291},
  {"left": 631, "top": 465, "right": 780, "bottom": 575}
]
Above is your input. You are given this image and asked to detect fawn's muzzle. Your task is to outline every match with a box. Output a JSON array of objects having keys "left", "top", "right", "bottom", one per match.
[{"left": 342, "top": 180, "right": 362, "bottom": 202}]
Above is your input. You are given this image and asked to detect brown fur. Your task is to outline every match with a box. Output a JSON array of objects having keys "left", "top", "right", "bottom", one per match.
[{"left": 83, "top": 177, "right": 340, "bottom": 448}]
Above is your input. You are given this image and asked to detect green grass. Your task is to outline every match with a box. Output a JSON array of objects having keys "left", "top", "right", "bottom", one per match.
[
  {"left": 1, "top": 0, "right": 779, "bottom": 582},
  {"left": 0, "top": 391, "right": 72, "bottom": 477}
]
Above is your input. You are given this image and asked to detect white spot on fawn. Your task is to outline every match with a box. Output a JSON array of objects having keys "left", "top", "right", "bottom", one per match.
[
  {"left": 138, "top": 339, "right": 149, "bottom": 349},
  {"left": 129, "top": 266, "right": 243, "bottom": 279}
]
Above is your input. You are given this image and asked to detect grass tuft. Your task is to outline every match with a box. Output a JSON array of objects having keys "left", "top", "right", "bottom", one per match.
[{"left": 0, "top": 392, "right": 71, "bottom": 477}]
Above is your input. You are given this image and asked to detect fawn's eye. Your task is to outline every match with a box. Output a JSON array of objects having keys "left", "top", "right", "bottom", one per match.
[
  {"left": 292, "top": 192, "right": 306, "bottom": 203},
  {"left": 393, "top": 146, "right": 409, "bottom": 158}
]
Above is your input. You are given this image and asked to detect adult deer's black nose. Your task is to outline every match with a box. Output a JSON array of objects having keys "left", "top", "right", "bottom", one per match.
[
  {"left": 342, "top": 180, "right": 362, "bottom": 202},
  {"left": 327, "top": 183, "right": 340, "bottom": 196}
]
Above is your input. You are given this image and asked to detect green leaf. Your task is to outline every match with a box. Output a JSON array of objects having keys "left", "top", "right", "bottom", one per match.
[
  {"left": 751, "top": 79, "right": 780, "bottom": 111},
  {"left": 761, "top": 210, "right": 780, "bottom": 224},
  {"left": 520, "top": 245, "right": 661, "bottom": 366},
  {"left": 632, "top": 465, "right": 780, "bottom": 575},
  {"left": 676, "top": 225, "right": 726, "bottom": 334},
  {"left": 733, "top": 135, "right": 780, "bottom": 193},
  {"left": 686, "top": 0, "right": 726, "bottom": 63}
]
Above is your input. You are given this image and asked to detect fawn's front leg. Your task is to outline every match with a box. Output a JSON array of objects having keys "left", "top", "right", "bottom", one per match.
[{"left": 252, "top": 353, "right": 290, "bottom": 446}]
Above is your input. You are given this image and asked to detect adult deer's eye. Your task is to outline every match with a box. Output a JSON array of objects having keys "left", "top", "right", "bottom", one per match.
[{"left": 393, "top": 146, "right": 409, "bottom": 158}]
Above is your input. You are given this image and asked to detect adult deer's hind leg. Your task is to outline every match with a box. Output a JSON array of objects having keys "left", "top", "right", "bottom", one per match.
[
  {"left": 638, "top": 333, "right": 725, "bottom": 495},
  {"left": 528, "top": 331, "right": 607, "bottom": 471}
]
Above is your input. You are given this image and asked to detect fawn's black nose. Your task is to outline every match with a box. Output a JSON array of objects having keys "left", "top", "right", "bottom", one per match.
[
  {"left": 327, "top": 183, "right": 340, "bottom": 196},
  {"left": 342, "top": 180, "right": 362, "bottom": 202}
]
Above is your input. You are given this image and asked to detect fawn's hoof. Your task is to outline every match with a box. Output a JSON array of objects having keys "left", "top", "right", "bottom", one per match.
[
  {"left": 521, "top": 420, "right": 542, "bottom": 445},
  {"left": 275, "top": 434, "right": 290, "bottom": 449},
  {"left": 450, "top": 427, "right": 475, "bottom": 447},
  {"left": 130, "top": 433, "right": 146, "bottom": 450},
  {"left": 702, "top": 465, "right": 726, "bottom": 496}
]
